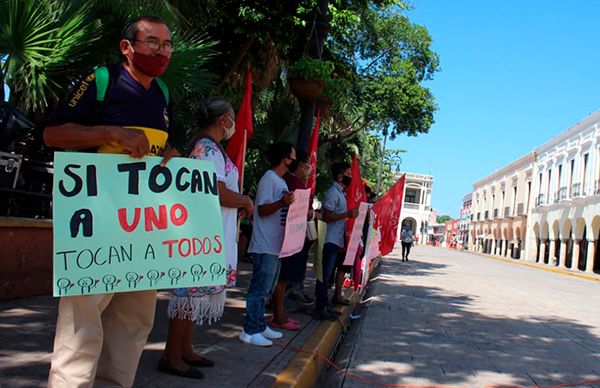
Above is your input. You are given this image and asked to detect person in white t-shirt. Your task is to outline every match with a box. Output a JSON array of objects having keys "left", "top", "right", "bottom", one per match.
[{"left": 401, "top": 227, "right": 414, "bottom": 262}]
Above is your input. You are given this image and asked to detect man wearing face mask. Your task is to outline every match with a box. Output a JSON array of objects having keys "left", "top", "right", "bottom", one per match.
[
  {"left": 45, "top": 16, "right": 177, "bottom": 387},
  {"left": 240, "top": 142, "right": 295, "bottom": 347},
  {"left": 315, "top": 162, "right": 359, "bottom": 321},
  {"left": 269, "top": 151, "right": 317, "bottom": 330}
]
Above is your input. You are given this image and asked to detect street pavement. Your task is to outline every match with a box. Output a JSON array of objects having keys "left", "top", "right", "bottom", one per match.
[
  {"left": 0, "top": 260, "right": 321, "bottom": 388},
  {"left": 324, "top": 245, "right": 600, "bottom": 388}
]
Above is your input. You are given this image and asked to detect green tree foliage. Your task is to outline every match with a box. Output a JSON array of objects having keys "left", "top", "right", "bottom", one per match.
[
  {"left": 0, "top": 0, "right": 102, "bottom": 114},
  {"left": 0, "top": 0, "right": 216, "bottom": 118},
  {"left": 1, "top": 0, "right": 439, "bottom": 201},
  {"left": 437, "top": 215, "right": 451, "bottom": 224}
]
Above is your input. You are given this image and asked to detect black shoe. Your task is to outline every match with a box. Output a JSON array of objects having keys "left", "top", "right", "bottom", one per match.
[
  {"left": 314, "top": 308, "right": 337, "bottom": 321},
  {"left": 158, "top": 358, "right": 204, "bottom": 379},
  {"left": 331, "top": 298, "right": 350, "bottom": 306},
  {"left": 182, "top": 355, "right": 215, "bottom": 368}
]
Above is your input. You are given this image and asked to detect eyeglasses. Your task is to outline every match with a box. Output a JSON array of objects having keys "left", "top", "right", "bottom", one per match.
[{"left": 132, "top": 39, "right": 174, "bottom": 53}]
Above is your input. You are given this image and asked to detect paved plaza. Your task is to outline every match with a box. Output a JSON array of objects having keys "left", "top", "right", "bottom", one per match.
[{"left": 326, "top": 245, "right": 600, "bottom": 388}]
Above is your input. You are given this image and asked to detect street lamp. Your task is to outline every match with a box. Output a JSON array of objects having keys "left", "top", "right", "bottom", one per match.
[{"left": 391, "top": 155, "right": 402, "bottom": 172}]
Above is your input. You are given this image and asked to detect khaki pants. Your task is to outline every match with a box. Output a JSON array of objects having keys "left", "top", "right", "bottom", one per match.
[{"left": 48, "top": 290, "right": 157, "bottom": 388}]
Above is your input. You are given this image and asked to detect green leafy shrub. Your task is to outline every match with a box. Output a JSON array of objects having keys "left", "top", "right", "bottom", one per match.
[{"left": 288, "top": 56, "right": 334, "bottom": 80}]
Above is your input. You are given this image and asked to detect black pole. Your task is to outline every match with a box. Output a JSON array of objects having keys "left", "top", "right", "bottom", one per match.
[{"left": 296, "top": 0, "right": 329, "bottom": 152}]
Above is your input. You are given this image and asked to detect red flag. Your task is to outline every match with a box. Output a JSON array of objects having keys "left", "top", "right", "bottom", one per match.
[
  {"left": 346, "top": 153, "right": 368, "bottom": 236},
  {"left": 226, "top": 72, "right": 253, "bottom": 186},
  {"left": 373, "top": 175, "right": 406, "bottom": 256},
  {"left": 306, "top": 111, "right": 321, "bottom": 197}
]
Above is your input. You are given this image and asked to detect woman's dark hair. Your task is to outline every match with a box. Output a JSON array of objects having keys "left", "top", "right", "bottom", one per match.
[
  {"left": 196, "top": 97, "right": 233, "bottom": 128},
  {"left": 186, "top": 97, "right": 233, "bottom": 156},
  {"left": 331, "top": 161, "right": 351, "bottom": 179},
  {"left": 266, "top": 141, "right": 294, "bottom": 167},
  {"left": 296, "top": 150, "right": 309, "bottom": 164}
]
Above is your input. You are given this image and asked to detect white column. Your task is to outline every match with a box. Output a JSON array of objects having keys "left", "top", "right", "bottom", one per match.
[
  {"left": 539, "top": 240, "right": 547, "bottom": 263},
  {"left": 585, "top": 240, "right": 596, "bottom": 273},
  {"left": 571, "top": 239, "right": 581, "bottom": 270},
  {"left": 491, "top": 239, "right": 497, "bottom": 255},
  {"left": 548, "top": 240, "right": 556, "bottom": 265},
  {"left": 558, "top": 239, "right": 568, "bottom": 268}
]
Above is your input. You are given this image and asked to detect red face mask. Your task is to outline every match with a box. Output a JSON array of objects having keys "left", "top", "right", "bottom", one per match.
[{"left": 129, "top": 46, "right": 170, "bottom": 77}]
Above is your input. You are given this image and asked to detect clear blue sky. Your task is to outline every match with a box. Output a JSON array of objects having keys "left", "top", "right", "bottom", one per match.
[{"left": 389, "top": 0, "right": 600, "bottom": 217}]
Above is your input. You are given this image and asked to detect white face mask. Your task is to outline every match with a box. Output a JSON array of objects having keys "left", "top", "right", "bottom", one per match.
[{"left": 223, "top": 114, "right": 235, "bottom": 140}]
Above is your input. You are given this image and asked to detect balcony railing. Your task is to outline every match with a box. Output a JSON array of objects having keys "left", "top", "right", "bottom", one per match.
[
  {"left": 517, "top": 202, "right": 525, "bottom": 215},
  {"left": 535, "top": 194, "right": 545, "bottom": 207},
  {"left": 571, "top": 182, "right": 581, "bottom": 197},
  {"left": 553, "top": 191, "right": 560, "bottom": 204},
  {"left": 403, "top": 203, "right": 420, "bottom": 210},
  {"left": 504, "top": 206, "right": 510, "bottom": 217},
  {"left": 559, "top": 186, "right": 567, "bottom": 200},
  {"left": 493, "top": 208, "right": 499, "bottom": 218}
]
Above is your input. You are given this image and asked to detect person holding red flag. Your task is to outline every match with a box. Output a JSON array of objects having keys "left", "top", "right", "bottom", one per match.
[
  {"left": 373, "top": 175, "right": 406, "bottom": 257},
  {"left": 315, "top": 162, "right": 358, "bottom": 321},
  {"left": 345, "top": 154, "right": 368, "bottom": 235},
  {"left": 306, "top": 111, "right": 321, "bottom": 197},
  {"left": 345, "top": 154, "right": 368, "bottom": 289}
]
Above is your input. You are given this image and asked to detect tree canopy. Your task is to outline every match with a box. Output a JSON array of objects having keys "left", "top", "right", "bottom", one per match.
[{"left": 1, "top": 0, "right": 440, "bottom": 198}]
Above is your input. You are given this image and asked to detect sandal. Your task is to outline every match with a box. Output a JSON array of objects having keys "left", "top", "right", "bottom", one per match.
[{"left": 268, "top": 317, "right": 300, "bottom": 331}]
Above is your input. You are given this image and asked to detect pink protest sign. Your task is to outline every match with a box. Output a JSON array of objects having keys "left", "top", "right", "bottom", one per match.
[
  {"left": 364, "top": 225, "right": 381, "bottom": 262},
  {"left": 279, "top": 188, "right": 310, "bottom": 258},
  {"left": 343, "top": 202, "right": 369, "bottom": 265},
  {"left": 360, "top": 209, "right": 374, "bottom": 290}
]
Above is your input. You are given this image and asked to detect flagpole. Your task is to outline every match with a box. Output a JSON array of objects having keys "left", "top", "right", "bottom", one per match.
[
  {"left": 236, "top": 128, "right": 248, "bottom": 242},
  {"left": 240, "top": 128, "right": 247, "bottom": 191}
]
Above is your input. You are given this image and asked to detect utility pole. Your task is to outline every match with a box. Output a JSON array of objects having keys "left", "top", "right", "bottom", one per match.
[{"left": 296, "top": 0, "right": 329, "bottom": 152}]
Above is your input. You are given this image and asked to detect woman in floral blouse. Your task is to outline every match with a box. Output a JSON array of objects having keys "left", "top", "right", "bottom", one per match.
[{"left": 159, "top": 98, "right": 254, "bottom": 379}]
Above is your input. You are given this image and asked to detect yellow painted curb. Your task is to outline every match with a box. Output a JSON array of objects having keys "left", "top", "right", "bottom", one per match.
[
  {"left": 272, "top": 257, "right": 382, "bottom": 388},
  {"left": 272, "top": 293, "right": 355, "bottom": 388},
  {"left": 460, "top": 248, "right": 600, "bottom": 283}
]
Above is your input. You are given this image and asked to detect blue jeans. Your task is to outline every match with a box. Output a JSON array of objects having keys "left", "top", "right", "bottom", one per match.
[
  {"left": 244, "top": 253, "right": 281, "bottom": 334},
  {"left": 315, "top": 243, "right": 341, "bottom": 310}
]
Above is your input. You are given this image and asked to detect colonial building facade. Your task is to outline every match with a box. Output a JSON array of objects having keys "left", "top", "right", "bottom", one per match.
[
  {"left": 469, "top": 153, "right": 534, "bottom": 259},
  {"left": 467, "top": 110, "right": 600, "bottom": 275},
  {"left": 527, "top": 111, "right": 600, "bottom": 273},
  {"left": 458, "top": 193, "right": 472, "bottom": 247},
  {"left": 398, "top": 172, "right": 434, "bottom": 243}
]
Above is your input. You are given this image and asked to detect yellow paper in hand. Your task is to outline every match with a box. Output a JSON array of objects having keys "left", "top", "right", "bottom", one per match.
[{"left": 97, "top": 126, "right": 168, "bottom": 156}]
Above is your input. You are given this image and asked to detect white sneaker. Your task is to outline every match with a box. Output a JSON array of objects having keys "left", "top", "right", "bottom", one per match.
[
  {"left": 239, "top": 331, "right": 273, "bottom": 347},
  {"left": 261, "top": 326, "right": 283, "bottom": 339}
]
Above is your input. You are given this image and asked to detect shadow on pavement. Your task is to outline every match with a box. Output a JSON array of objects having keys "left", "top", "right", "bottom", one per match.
[
  {"left": 0, "top": 260, "right": 321, "bottom": 388},
  {"left": 337, "top": 250, "right": 600, "bottom": 387}
]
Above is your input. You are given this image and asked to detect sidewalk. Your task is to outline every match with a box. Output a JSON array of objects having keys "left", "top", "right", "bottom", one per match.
[{"left": 0, "top": 258, "right": 354, "bottom": 387}]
